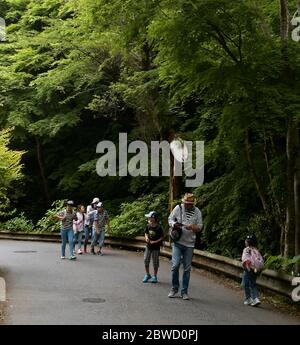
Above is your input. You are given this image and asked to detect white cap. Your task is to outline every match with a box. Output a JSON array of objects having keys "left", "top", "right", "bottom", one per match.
[
  {"left": 92, "top": 197, "right": 100, "bottom": 204},
  {"left": 96, "top": 202, "right": 103, "bottom": 208}
]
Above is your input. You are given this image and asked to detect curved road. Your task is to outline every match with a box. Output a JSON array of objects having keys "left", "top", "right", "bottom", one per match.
[{"left": 0, "top": 240, "right": 299, "bottom": 325}]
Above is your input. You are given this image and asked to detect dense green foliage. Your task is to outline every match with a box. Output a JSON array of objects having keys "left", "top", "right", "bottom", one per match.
[
  {"left": 0, "top": 0, "right": 300, "bottom": 269},
  {"left": 109, "top": 194, "right": 169, "bottom": 238}
]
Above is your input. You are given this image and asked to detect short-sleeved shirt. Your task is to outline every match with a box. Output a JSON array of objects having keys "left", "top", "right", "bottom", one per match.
[
  {"left": 58, "top": 209, "right": 77, "bottom": 230},
  {"left": 93, "top": 210, "right": 109, "bottom": 231},
  {"left": 144, "top": 224, "right": 164, "bottom": 250}
]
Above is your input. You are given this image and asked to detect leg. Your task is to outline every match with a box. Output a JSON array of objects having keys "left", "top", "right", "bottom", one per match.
[
  {"left": 143, "top": 247, "right": 152, "bottom": 282},
  {"left": 181, "top": 246, "right": 194, "bottom": 295},
  {"left": 60, "top": 229, "right": 67, "bottom": 257},
  {"left": 152, "top": 249, "right": 160, "bottom": 276},
  {"left": 84, "top": 225, "right": 89, "bottom": 252},
  {"left": 77, "top": 232, "right": 83, "bottom": 251},
  {"left": 249, "top": 271, "right": 258, "bottom": 300},
  {"left": 242, "top": 270, "right": 251, "bottom": 300},
  {"left": 98, "top": 230, "right": 105, "bottom": 250},
  {"left": 90, "top": 230, "right": 97, "bottom": 253},
  {"left": 73, "top": 232, "right": 78, "bottom": 252},
  {"left": 171, "top": 243, "right": 182, "bottom": 292},
  {"left": 67, "top": 228, "right": 74, "bottom": 257}
]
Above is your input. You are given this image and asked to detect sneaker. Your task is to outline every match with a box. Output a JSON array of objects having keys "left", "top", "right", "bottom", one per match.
[
  {"left": 181, "top": 293, "right": 190, "bottom": 300},
  {"left": 60, "top": 256, "right": 65, "bottom": 259},
  {"left": 98, "top": 250, "right": 104, "bottom": 256},
  {"left": 69, "top": 256, "right": 77, "bottom": 260},
  {"left": 142, "top": 274, "right": 151, "bottom": 283},
  {"left": 251, "top": 298, "right": 261, "bottom": 307},
  {"left": 78, "top": 249, "right": 82, "bottom": 255},
  {"left": 151, "top": 276, "right": 158, "bottom": 283},
  {"left": 168, "top": 288, "right": 178, "bottom": 298},
  {"left": 243, "top": 298, "right": 253, "bottom": 305}
]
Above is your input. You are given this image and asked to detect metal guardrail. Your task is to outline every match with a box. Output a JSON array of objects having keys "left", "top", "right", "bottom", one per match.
[{"left": 0, "top": 231, "right": 294, "bottom": 298}]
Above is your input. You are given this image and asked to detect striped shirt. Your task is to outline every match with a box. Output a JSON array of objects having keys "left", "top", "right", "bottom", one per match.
[
  {"left": 91, "top": 210, "right": 109, "bottom": 231},
  {"left": 58, "top": 210, "right": 77, "bottom": 230},
  {"left": 168, "top": 204, "right": 203, "bottom": 248}
]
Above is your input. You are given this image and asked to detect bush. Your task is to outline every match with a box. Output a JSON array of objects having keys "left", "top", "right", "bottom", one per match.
[
  {"left": 36, "top": 200, "right": 66, "bottom": 233},
  {"left": 109, "top": 194, "right": 169, "bottom": 238},
  {"left": 264, "top": 255, "right": 300, "bottom": 276},
  {"left": 1, "top": 212, "right": 34, "bottom": 233}
]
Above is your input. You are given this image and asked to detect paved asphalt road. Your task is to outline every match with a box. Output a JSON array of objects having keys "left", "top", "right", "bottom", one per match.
[{"left": 0, "top": 240, "right": 299, "bottom": 325}]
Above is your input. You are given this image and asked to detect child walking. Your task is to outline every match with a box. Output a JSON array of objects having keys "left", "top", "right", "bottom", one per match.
[
  {"left": 143, "top": 211, "right": 164, "bottom": 284},
  {"left": 73, "top": 205, "right": 87, "bottom": 255},
  {"left": 242, "top": 234, "right": 264, "bottom": 306}
]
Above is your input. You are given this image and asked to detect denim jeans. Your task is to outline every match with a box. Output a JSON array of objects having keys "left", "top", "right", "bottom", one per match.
[
  {"left": 242, "top": 269, "right": 258, "bottom": 300},
  {"left": 74, "top": 231, "right": 83, "bottom": 251},
  {"left": 61, "top": 227, "right": 74, "bottom": 257},
  {"left": 84, "top": 225, "right": 90, "bottom": 244},
  {"left": 91, "top": 230, "right": 105, "bottom": 248},
  {"left": 171, "top": 242, "right": 194, "bottom": 295}
]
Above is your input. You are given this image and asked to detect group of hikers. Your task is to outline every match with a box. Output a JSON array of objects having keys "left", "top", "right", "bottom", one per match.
[{"left": 56, "top": 193, "right": 263, "bottom": 306}]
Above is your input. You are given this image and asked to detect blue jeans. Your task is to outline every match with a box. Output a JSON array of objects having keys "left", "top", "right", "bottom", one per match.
[
  {"left": 242, "top": 269, "right": 258, "bottom": 300},
  {"left": 84, "top": 225, "right": 90, "bottom": 243},
  {"left": 171, "top": 242, "right": 194, "bottom": 295},
  {"left": 74, "top": 231, "right": 83, "bottom": 250},
  {"left": 91, "top": 230, "right": 105, "bottom": 248},
  {"left": 61, "top": 227, "right": 74, "bottom": 257}
]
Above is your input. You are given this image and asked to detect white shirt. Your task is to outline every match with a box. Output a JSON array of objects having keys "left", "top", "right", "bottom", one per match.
[{"left": 168, "top": 204, "right": 203, "bottom": 248}]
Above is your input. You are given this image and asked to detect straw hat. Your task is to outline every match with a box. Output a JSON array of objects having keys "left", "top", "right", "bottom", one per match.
[{"left": 182, "top": 193, "right": 196, "bottom": 204}]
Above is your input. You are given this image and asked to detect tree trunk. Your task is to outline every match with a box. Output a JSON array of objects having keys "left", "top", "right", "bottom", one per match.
[
  {"left": 285, "top": 120, "right": 297, "bottom": 257},
  {"left": 245, "top": 129, "right": 269, "bottom": 214},
  {"left": 295, "top": 126, "right": 300, "bottom": 259},
  {"left": 35, "top": 136, "right": 50, "bottom": 205},
  {"left": 279, "top": 0, "right": 298, "bottom": 258}
]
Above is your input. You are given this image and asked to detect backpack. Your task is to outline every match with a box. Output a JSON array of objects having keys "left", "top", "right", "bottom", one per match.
[
  {"left": 251, "top": 248, "right": 264, "bottom": 271},
  {"left": 242, "top": 247, "right": 264, "bottom": 272}
]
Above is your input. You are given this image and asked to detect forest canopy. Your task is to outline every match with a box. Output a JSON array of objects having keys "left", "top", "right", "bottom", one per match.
[{"left": 0, "top": 0, "right": 299, "bottom": 264}]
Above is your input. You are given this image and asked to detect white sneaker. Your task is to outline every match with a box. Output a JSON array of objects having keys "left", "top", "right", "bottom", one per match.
[
  {"left": 251, "top": 298, "right": 261, "bottom": 307},
  {"left": 168, "top": 289, "right": 178, "bottom": 298},
  {"left": 77, "top": 249, "right": 82, "bottom": 255},
  {"left": 182, "top": 293, "right": 190, "bottom": 300},
  {"left": 243, "top": 298, "right": 253, "bottom": 305},
  {"left": 60, "top": 256, "right": 65, "bottom": 259}
]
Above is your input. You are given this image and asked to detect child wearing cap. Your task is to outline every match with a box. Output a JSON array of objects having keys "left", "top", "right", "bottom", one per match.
[
  {"left": 143, "top": 211, "right": 164, "bottom": 283},
  {"left": 242, "top": 234, "right": 264, "bottom": 306}
]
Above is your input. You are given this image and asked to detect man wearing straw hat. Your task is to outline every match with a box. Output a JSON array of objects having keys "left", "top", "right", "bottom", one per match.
[{"left": 168, "top": 193, "right": 203, "bottom": 300}]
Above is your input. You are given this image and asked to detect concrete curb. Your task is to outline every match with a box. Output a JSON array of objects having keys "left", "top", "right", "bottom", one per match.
[
  {"left": 0, "top": 231, "right": 295, "bottom": 298},
  {"left": 0, "top": 277, "right": 6, "bottom": 302}
]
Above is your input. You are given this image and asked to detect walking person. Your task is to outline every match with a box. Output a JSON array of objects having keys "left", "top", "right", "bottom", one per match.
[
  {"left": 84, "top": 197, "right": 99, "bottom": 253},
  {"left": 56, "top": 200, "right": 77, "bottom": 260},
  {"left": 242, "top": 234, "right": 264, "bottom": 307},
  {"left": 73, "top": 205, "right": 86, "bottom": 255},
  {"left": 90, "top": 202, "right": 110, "bottom": 255},
  {"left": 168, "top": 193, "right": 203, "bottom": 300},
  {"left": 142, "top": 211, "right": 164, "bottom": 284}
]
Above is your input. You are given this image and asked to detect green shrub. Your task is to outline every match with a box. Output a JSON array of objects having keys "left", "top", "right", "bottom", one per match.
[
  {"left": 109, "top": 194, "right": 168, "bottom": 238},
  {"left": 36, "top": 200, "right": 66, "bottom": 233},
  {"left": 1, "top": 212, "right": 34, "bottom": 233},
  {"left": 264, "top": 255, "right": 300, "bottom": 276}
]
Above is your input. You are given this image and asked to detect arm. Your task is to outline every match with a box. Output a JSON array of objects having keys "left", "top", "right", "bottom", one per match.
[
  {"left": 168, "top": 205, "right": 179, "bottom": 227},
  {"left": 105, "top": 217, "right": 111, "bottom": 231},
  {"left": 150, "top": 235, "right": 164, "bottom": 245},
  {"left": 55, "top": 211, "right": 65, "bottom": 221},
  {"left": 186, "top": 209, "right": 203, "bottom": 232}
]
